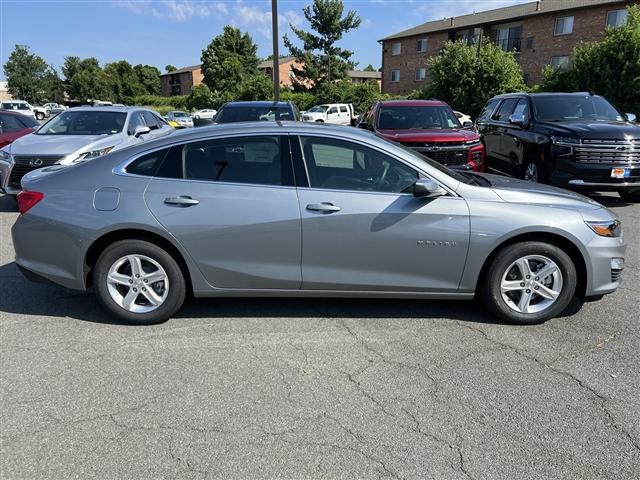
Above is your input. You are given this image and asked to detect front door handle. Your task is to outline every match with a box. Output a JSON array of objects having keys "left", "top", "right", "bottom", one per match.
[
  {"left": 164, "top": 195, "right": 200, "bottom": 207},
  {"left": 306, "top": 202, "right": 341, "bottom": 213}
]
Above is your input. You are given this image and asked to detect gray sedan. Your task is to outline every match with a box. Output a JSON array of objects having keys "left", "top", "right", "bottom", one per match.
[{"left": 11, "top": 122, "right": 625, "bottom": 325}]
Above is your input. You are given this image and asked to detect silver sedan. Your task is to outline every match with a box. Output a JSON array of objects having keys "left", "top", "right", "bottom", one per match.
[{"left": 11, "top": 122, "right": 625, "bottom": 325}]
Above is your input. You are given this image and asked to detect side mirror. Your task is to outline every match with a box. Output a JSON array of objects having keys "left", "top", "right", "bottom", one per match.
[
  {"left": 413, "top": 178, "right": 446, "bottom": 198},
  {"left": 508, "top": 113, "right": 526, "bottom": 128},
  {"left": 462, "top": 121, "right": 474, "bottom": 129},
  {"left": 625, "top": 113, "right": 637, "bottom": 123},
  {"left": 133, "top": 125, "right": 151, "bottom": 137}
]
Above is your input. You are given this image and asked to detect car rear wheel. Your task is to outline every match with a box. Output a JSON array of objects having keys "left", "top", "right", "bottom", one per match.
[
  {"left": 619, "top": 189, "right": 640, "bottom": 202},
  {"left": 315, "top": 119, "right": 324, "bottom": 123},
  {"left": 35, "top": 112, "right": 45, "bottom": 121},
  {"left": 93, "top": 240, "right": 186, "bottom": 325},
  {"left": 481, "top": 242, "right": 577, "bottom": 324}
]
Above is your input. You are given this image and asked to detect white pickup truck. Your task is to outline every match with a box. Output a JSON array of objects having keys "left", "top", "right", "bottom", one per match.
[{"left": 302, "top": 103, "right": 356, "bottom": 125}]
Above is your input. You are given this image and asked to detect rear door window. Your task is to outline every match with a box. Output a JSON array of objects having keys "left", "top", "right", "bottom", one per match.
[{"left": 0, "top": 114, "right": 28, "bottom": 133}]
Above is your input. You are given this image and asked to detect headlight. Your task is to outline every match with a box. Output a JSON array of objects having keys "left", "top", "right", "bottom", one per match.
[
  {"left": 464, "top": 139, "right": 481, "bottom": 147},
  {"left": 70, "top": 146, "right": 115, "bottom": 163},
  {"left": 0, "top": 149, "right": 11, "bottom": 163},
  {"left": 585, "top": 220, "right": 622, "bottom": 237},
  {"left": 551, "top": 136, "right": 581, "bottom": 146}
]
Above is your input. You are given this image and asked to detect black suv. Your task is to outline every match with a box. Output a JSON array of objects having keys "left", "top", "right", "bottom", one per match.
[
  {"left": 214, "top": 101, "right": 301, "bottom": 123},
  {"left": 477, "top": 92, "right": 640, "bottom": 201}
]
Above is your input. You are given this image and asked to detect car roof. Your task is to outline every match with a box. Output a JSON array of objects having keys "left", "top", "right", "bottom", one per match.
[
  {"left": 61, "top": 106, "right": 151, "bottom": 114},
  {"left": 0, "top": 109, "right": 30, "bottom": 115},
  {"left": 222, "top": 101, "right": 292, "bottom": 108},
  {"left": 377, "top": 99, "right": 448, "bottom": 107},
  {"left": 492, "top": 92, "right": 594, "bottom": 99}
]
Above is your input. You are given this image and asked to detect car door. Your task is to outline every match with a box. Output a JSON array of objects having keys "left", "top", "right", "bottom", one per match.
[
  {"left": 293, "top": 135, "right": 470, "bottom": 292},
  {"left": 487, "top": 98, "right": 519, "bottom": 174},
  {"left": 502, "top": 98, "right": 533, "bottom": 174},
  {"left": 339, "top": 105, "right": 349, "bottom": 125},
  {"left": 143, "top": 134, "right": 302, "bottom": 289},
  {"left": 326, "top": 106, "right": 340, "bottom": 124}
]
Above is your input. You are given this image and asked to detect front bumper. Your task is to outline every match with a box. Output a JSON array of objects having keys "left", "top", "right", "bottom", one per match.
[
  {"left": 584, "top": 233, "right": 626, "bottom": 297},
  {"left": 549, "top": 155, "right": 640, "bottom": 191}
]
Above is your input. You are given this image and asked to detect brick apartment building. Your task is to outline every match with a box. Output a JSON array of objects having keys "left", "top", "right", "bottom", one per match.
[
  {"left": 379, "top": 0, "right": 635, "bottom": 95},
  {"left": 160, "top": 65, "right": 204, "bottom": 96}
]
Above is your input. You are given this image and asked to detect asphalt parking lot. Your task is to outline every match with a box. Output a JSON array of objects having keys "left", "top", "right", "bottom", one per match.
[{"left": 0, "top": 192, "right": 638, "bottom": 479}]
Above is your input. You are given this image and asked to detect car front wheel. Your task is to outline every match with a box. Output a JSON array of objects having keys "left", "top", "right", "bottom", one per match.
[
  {"left": 93, "top": 240, "right": 186, "bottom": 325},
  {"left": 481, "top": 242, "right": 577, "bottom": 324},
  {"left": 35, "top": 112, "right": 45, "bottom": 121},
  {"left": 522, "top": 157, "right": 545, "bottom": 183}
]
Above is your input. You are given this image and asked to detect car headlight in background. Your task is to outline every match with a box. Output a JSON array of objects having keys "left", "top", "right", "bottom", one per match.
[
  {"left": 585, "top": 219, "right": 622, "bottom": 237},
  {"left": 0, "top": 149, "right": 11, "bottom": 163},
  {"left": 551, "top": 136, "right": 581, "bottom": 146},
  {"left": 68, "top": 146, "right": 115, "bottom": 164}
]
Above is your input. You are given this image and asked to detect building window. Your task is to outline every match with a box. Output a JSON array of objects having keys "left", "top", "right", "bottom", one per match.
[
  {"left": 390, "top": 70, "right": 400, "bottom": 82},
  {"left": 607, "top": 9, "right": 628, "bottom": 28},
  {"left": 550, "top": 56, "right": 571, "bottom": 70},
  {"left": 526, "top": 37, "right": 534, "bottom": 49},
  {"left": 495, "top": 25, "right": 522, "bottom": 52},
  {"left": 417, "top": 38, "right": 428, "bottom": 52},
  {"left": 391, "top": 42, "right": 401, "bottom": 56},
  {"left": 554, "top": 16, "right": 574, "bottom": 35},
  {"left": 415, "top": 68, "right": 426, "bottom": 81}
]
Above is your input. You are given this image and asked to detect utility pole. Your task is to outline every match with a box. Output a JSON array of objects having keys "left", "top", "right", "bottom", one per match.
[{"left": 271, "top": 0, "right": 280, "bottom": 101}]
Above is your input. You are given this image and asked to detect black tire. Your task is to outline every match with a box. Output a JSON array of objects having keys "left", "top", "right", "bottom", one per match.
[
  {"left": 522, "top": 156, "right": 546, "bottom": 183},
  {"left": 315, "top": 119, "right": 324, "bottom": 123},
  {"left": 619, "top": 189, "right": 640, "bottom": 202},
  {"left": 481, "top": 241, "right": 577, "bottom": 325},
  {"left": 93, "top": 240, "right": 186, "bottom": 325},
  {"left": 35, "top": 112, "right": 45, "bottom": 121},
  {"left": 194, "top": 115, "right": 200, "bottom": 120}
]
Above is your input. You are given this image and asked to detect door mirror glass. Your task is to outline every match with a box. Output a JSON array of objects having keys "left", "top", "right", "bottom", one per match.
[
  {"left": 508, "top": 113, "right": 526, "bottom": 128},
  {"left": 413, "top": 178, "right": 446, "bottom": 198},
  {"left": 625, "top": 113, "right": 637, "bottom": 123},
  {"left": 134, "top": 125, "right": 151, "bottom": 137}
]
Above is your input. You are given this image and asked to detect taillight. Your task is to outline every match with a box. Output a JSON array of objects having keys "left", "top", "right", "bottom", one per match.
[{"left": 17, "top": 191, "right": 44, "bottom": 214}]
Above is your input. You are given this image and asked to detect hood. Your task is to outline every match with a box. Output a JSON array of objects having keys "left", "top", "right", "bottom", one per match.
[
  {"left": 482, "top": 173, "right": 602, "bottom": 210},
  {"left": 539, "top": 120, "right": 640, "bottom": 140},
  {"left": 6, "top": 132, "right": 123, "bottom": 158},
  {"left": 376, "top": 128, "right": 479, "bottom": 143}
]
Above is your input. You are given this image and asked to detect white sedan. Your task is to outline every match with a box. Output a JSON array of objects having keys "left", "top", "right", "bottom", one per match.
[{"left": 193, "top": 109, "right": 217, "bottom": 120}]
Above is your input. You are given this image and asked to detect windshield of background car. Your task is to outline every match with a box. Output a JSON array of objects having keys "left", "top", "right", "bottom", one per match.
[
  {"left": 308, "top": 105, "right": 329, "bottom": 113},
  {"left": 377, "top": 105, "right": 461, "bottom": 130},
  {"left": 216, "top": 106, "right": 294, "bottom": 123},
  {"left": 532, "top": 95, "right": 624, "bottom": 122},
  {"left": 171, "top": 112, "right": 189, "bottom": 118},
  {"left": 35, "top": 111, "right": 126, "bottom": 135}
]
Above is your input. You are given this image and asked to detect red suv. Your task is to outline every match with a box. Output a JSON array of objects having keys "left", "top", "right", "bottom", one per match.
[{"left": 359, "top": 100, "right": 485, "bottom": 171}]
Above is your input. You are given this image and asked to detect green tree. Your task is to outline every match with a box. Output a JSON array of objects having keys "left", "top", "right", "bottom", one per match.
[
  {"left": 237, "top": 72, "right": 273, "bottom": 101},
  {"left": 3, "top": 45, "right": 62, "bottom": 103},
  {"left": 284, "top": 0, "right": 361, "bottom": 89},
  {"left": 63, "top": 56, "right": 112, "bottom": 102},
  {"left": 363, "top": 64, "right": 376, "bottom": 72},
  {"left": 185, "top": 84, "right": 216, "bottom": 110},
  {"left": 134, "top": 64, "right": 162, "bottom": 96},
  {"left": 104, "top": 60, "right": 146, "bottom": 103},
  {"left": 200, "top": 26, "right": 260, "bottom": 95},
  {"left": 540, "top": 4, "right": 640, "bottom": 113},
  {"left": 414, "top": 40, "right": 526, "bottom": 117},
  {"left": 165, "top": 64, "right": 177, "bottom": 73}
]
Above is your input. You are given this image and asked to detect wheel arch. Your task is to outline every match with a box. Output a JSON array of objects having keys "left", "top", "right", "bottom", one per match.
[
  {"left": 476, "top": 231, "right": 588, "bottom": 298},
  {"left": 84, "top": 228, "right": 193, "bottom": 295}
]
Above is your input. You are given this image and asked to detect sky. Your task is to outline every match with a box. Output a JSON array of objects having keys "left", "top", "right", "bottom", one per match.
[{"left": 0, "top": 0, "right": 529, "bottom": 79}]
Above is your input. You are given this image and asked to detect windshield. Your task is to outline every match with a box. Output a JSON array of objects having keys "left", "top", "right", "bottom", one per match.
[
  {"left": 532, "top": 95, "right": 624, "bottom": 122},
  {"left": 215, "top": 106, "right": 294, "bottom": 123},
  {"left": 308, "top": 105, "right": 329, "bottom": 113},
  {"left": 36, "top": 111, "right": 126, "bottom": 135},
  {"left": 171, "top": 112, "right": 189, "bottom": 118},
  {"left": 377, "top": 105, "right": 461, "bottom": 130}
]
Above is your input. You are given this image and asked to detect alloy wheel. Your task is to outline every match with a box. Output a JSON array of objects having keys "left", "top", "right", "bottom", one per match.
[
  {"left": 524, "top": 162, "right": 538, "bottom": 182},
  {"left": 106, "top": 254, "right": 169, "bottom": 313},
  {"left": 500, "top": 255, "right": 563, "bottom": 314}
]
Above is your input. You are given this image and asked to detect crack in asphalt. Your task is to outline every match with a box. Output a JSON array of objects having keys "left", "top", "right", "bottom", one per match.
[{"left": 456, "top": 321, "right": 640, "bottom": 454}]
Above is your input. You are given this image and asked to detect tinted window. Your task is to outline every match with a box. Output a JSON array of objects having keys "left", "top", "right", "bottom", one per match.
[
  {"left": 512, "top": 99, "right": 530, "bottom": 123},
  {"left": 377, "top": 105, "right": 460, "bottom": 130},
  {"left": 128, "top": 112, "right": 146, "bottom": 135},
  {"left": 300, "top": 136, "right": 418, "bottom": 193},
  {"left": 340, "top": 106, "right": 348, "bottom": 113},
  {"left": 37, "top": 111, "right": 126, "bottom": 135},
  {"left": 126, "top": 149, "right": 168, "bottom": 176},
  {"left": 328, "top": 107, "right": 338, "bottom": 114},
  {"left": 215, "top": 106, "right": 293, "bottom": 123},
  {"left": 532, "top": 95, "right": 624, "bottom": 122},
  {"left": 478, "top": 99, "right": 500, "bottom": 122},
  {"left": 0, "top": 113, "right": 29, "bottom": 133},
  {"left": 493, "top": 99, "right": 518, "bottom": 122},
  {"left": 142, "top": 111, "right": 160, "bottom": 129}
]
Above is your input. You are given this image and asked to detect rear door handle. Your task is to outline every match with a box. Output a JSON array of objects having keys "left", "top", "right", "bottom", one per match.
[
  {"left": 306, "top": 202, "right": 341, "bottom": 213},
  {"left": 164, "top": 195, "right": 200, "bottom": 207}
]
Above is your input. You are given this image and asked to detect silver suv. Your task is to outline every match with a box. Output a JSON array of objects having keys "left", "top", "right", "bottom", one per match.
[
  {"left": 0, "top": 106, "right": 174, "bottom": 195},
  {"left": 12, "top": 122, "right": 625, "bottom": 325}
]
